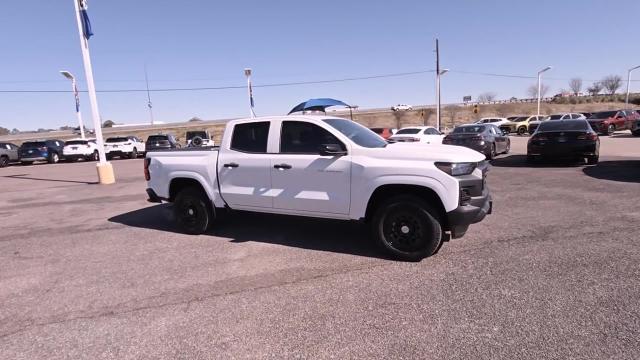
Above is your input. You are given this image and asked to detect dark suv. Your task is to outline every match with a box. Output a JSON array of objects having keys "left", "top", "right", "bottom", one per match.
[
  {"left": 19, "top": 140, "right": 65, "bottom": 165},
  {"left": 146, "top": 134, "right": 181, "bottom": 152}
]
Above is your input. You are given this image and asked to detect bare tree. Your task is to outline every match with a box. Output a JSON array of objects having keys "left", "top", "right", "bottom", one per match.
[
  {"left": 601, "top": 75, "right": 622, "bottom": 95},
  {"left": 568, "top": 78, "right": 582, "bottom": 95},
  {"left": 527, "top": 83, "right": 550, "bottom": 98},
  {"left": 477, "top": 92, "right": 497, "bottom": 102},
  {"left": 587, "top": 82, "right": 603, "bottom": 96}
]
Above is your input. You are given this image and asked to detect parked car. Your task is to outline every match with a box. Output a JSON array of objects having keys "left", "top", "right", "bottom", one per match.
[
  {"left": 391, "top": 104, "right": 413, "bottom": 111},
  {"left": 0, "top": 142, "right": 19, "bottom": 168},
  {"left": 499, "top": 115, "right": 547, "bottom": 135},
  {"left": 442, "top": 124, "right": 510, "bottom": 160},
  {"left": 474, "top": 117, "right": 511, "bottom": 127},
  {"left": 388, "top": 126, "right": 444, "bottom": 144},
  {"left": 186, "top": 130, "right": 215, "bottom": 147},
  {"left": 146, "top": 134, "right": 181, "bottom": 152},
  {"left": 104, "top": 136, "right": 146, "bottom": 160},
  {"left": 527, "top": 119, "right": 599, "bottom": 164},
  {"left": 62, "top": 138, "right": 99, "bottom": 162},
  {"left": 144, "top": 115, "right": 492, "bottom": 261},
  {"left": 528, "top": 113, "right": 585, "bottom": 134},
  {"left": 369, "top": 127, "right": 396, "bottom": 140},
  {"left": 631, "top": 111, "right": 640, "bottom": 137},
  {"left": 587, "top": 110, "right": 640, "bottom": 136},
  {"left": 19, "top": 140, "right": 65, "bottom": 165}
]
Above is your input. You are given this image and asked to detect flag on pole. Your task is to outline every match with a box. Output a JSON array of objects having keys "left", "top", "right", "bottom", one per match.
[
  {"left": 79, "top": 0, "right": 93, "bottom": 40},
  {"left": 249, "top": 80, "right": 255, "bottom": 108},
  {"left": 74, "top": 84, "right": 80, "bottom": 112},
  {"left": 147, "top": 101, "right": 153, "bottom": 109}
]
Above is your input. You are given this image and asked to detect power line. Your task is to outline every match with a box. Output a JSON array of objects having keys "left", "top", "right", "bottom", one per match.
[
  {"left": 0, "top": 68, "right": 637, "bottom": 94},
  {"left": 0, "top": 70, "right": 436, "bottom": 94}
]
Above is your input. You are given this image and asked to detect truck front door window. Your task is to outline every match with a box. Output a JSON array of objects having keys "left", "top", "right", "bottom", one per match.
[{"left": 280, "top": 121, "right": 345, "bottom": 154}]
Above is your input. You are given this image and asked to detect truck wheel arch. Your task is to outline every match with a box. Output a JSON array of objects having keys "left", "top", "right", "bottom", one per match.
[
  {"left": 169, "top": 177, "right": 210, "bottom": 203},
  {"left": 364, "top": 184, "right": 447, "bottom": 227}
]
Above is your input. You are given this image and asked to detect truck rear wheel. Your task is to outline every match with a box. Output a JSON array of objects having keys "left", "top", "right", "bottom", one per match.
[
  {"left": 371, "top": 195, "right": 442, "bottom": 261},
  {"left": 174, "top": 187, "right": 213, "bottom": 235}
]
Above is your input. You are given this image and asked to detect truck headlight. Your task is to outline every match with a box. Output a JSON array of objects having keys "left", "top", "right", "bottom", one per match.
[{"left": 435, "top": 162, "right": 477, "bottom": 176}]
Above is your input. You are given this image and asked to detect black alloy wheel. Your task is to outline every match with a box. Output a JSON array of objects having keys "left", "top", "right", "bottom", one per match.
[
  {"left": 174, "top": 187, "right": 213, "bottom": 235},
  {"left": 0, "top": 156, "right": 8, "bottom": 168},
  {"left": 372, "top": 195, "right": 442, "bottom": 261}
]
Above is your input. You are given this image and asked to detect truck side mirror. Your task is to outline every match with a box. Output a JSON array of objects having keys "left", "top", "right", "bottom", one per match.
[{"left": 318, "top": 144, "right": 347, "bottom": 156}]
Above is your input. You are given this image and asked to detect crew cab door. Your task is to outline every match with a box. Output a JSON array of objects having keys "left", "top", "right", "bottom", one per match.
[
  {"left": 270, "top": 120, "right": 351, "bottom": 215},
  {"left": 217, "top": 121, "right": 273, "bottom": 209}
]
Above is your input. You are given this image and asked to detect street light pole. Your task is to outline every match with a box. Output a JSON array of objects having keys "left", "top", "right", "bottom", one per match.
[
  {"left": 60, "top": 70, "right": 85, "bottom": 139},
  {"left": 435, "top": 39, "right": 440, "bottom": 131},
  {"left": 436, "top": 69, "right": 449, "bottom": 131},
  {"left": 626, "top": 65, "right": 640, "bottom": 105},
  {"left": 72, "top": 0, "right": 114, "bottom": 184},
  {"left": 537, "top": 66, "right": 552, "bottom": 117}
]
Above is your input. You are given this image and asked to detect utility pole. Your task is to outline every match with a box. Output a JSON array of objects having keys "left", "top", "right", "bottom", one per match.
[{"left": 145, "top": 65, "right": 155, "bottom": 125}]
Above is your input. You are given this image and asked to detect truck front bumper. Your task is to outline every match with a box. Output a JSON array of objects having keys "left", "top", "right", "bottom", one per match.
[{"left": 446, "top": 177, "right": 492, "bottom": 239}]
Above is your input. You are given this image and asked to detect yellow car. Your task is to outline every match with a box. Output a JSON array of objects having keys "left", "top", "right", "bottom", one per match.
[{"left": 499, "top": 115, "right": 548, "bottom": 135}]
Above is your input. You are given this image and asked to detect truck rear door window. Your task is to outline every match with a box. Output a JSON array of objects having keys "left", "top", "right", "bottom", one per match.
[{"left": 230, "top": 121, "right": 270, "bottom": 153}]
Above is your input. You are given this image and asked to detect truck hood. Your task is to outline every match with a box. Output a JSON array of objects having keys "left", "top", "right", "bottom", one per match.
[{"left": 361, "top": 143, "right": 486, "bottom": 163}]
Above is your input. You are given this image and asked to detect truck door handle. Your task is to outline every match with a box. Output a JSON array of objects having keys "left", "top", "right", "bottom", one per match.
[
  {"left": 273, "top": 164, "right": 292, "bottom": 170},
  {"left": 223, "top": 162, "right": 239, "bottom": 168}
]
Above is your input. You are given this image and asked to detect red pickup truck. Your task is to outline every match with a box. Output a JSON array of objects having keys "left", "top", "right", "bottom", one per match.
[{"left": 587, "top": 110, "right": 640, "bottom": 135}]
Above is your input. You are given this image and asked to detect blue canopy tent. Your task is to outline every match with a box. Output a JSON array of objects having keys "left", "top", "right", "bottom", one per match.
[{"left": 288, "top": 98, "right": 354, "bottom": 119}]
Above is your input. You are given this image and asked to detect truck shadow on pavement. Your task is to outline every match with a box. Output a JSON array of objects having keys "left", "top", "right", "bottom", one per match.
[
  {"left": 582, "top": 160, "right": 640, "bottom": 183},
  {"left": 109, "top": 205, "right": 387, "bottom": 259}
]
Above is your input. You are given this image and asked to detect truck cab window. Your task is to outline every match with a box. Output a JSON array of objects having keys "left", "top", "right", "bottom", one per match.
[
  {"left": 280, "top": 121, "right": 344, "bottom": 154},
  {"left": 230, "top": 121, "right": 270, "bottom": 153}
]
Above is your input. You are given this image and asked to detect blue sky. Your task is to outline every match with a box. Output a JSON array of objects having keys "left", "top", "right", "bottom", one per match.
[{"left": 1, "top": 0, "right": 639, "bottom": 130}]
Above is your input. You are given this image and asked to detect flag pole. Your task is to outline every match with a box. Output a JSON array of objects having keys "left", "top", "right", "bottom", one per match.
[
  {"left": 244, "top": 68, "right": 256, "bottom": 118},
  {"left": 72, "top": 0, "right": 115, "bottom": 184},
  {"left": 73, "top": 81, "right": 86, "bottom": 139}
]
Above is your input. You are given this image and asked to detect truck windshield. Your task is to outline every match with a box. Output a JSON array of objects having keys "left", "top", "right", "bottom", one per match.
[{"left": 323, "top": 118, "right": 387, "bottom": 148}]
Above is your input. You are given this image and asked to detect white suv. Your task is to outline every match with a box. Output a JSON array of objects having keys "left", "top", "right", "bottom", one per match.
[
  {"left": 104, "top": 136, "right": 146, "bottom": 160},
  {"left": 62, "top": 138, "right": 99, "bottom": 162}
]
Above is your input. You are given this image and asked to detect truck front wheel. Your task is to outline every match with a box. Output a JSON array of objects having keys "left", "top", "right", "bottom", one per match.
[
  {"left": 174, "top": 187, "right": 213, "bottom": 235},
  {"left": 371, "top": 195, "right": 442, "bottom": 261}
]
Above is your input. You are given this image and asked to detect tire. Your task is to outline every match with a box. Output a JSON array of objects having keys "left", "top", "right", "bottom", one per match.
[
  {"left": 106, "top": 154, "right": 113, "bottom": 161},
  {"left": 517, "top": 127, "right": 527, "bottom": 136},
  {"left": 0, "top": 156, "right": 8, "bottom": 168},
  {"left": 91, "top": 150, "right": 99, "bottom": 161},
  {"left": 504, "top": 140, "right": 511, "bottom": 154},
  {"left": 486, "top": 144, "right": 496, "bottom": 160},
  {"left": 174, "top": 186, "right": 213, "bottom": 235},
  {"left": 586, "top": 155, "right": 599, "bottom": 165},
  {"left": 606, "top": 124, "right": 615, "bottom": 136},
  {"left": 130, "top": 148, "right": 138, "bottom": 159},
  {"left": 48, "top": 152, "right": 59, "bottom": 164},
  {"left": 371, "top": 195, "right": 443, "bottom": 261}
]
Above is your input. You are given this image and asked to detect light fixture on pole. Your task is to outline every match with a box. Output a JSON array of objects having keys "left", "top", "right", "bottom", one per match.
[
  {"left": 71, "top": 0, "right": 115, "bottom": 184},
  {"left": 537, "top": 66, "right": 552, "bottom": 117},
  {"left": 60, "top": 70, "right": 86, "bottom": 139},
  {"left": 436, "top": 68, "right": 449, "bottom": 131},
  {"left": 625, "top": 65, "right": 640, "bottom": 105},
  {"left": 244, "top": 68, "right": 256, "bottom": 118}
]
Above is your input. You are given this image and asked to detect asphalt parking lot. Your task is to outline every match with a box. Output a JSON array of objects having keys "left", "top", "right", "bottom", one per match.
[{"left": 1, "top": 135, "right": 639, "bottom": 359}]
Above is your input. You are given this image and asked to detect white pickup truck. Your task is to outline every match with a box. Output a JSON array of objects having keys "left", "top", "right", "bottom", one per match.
[{"left": 145, "top": 115, "right": 492, "bottom": 261}]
